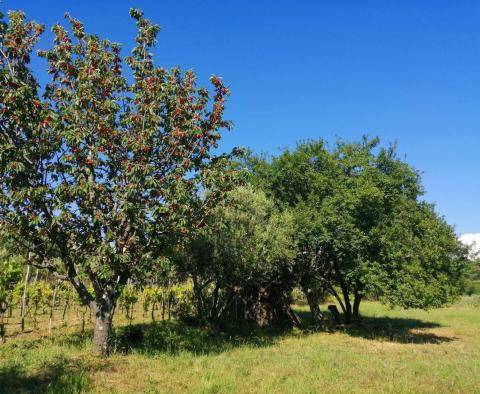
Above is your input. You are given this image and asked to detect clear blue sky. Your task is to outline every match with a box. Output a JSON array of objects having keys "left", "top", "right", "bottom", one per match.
[{"left": 4, "top": 0, "right": 480, "bottom": 234}]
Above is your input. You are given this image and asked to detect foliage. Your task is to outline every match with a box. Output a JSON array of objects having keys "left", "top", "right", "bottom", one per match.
[
  {"left": 0, "top": 9, "right": 237, "bottom": 354},
  {"left": 0, "top": 247, "right": 22, "bottom": 312},
  {"left": 368, "top": 200, "right": 470, "bottom": 309},
  {"left": 118, "top": 284, "right": 139, "bottom": 321},
  {"left": 247, "top": 138, "right": 470, "bottom": 322},
  {"left": 177, "top": 186, "right": 297, "bottom": 326}
]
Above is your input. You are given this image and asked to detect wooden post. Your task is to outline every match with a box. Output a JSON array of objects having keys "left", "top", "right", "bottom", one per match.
[
  {"left": 49, "top": 281, "right": 59, "bottom": 335},
  {"left": 20, "top": 264, "right": 31, "bottom": 332}
]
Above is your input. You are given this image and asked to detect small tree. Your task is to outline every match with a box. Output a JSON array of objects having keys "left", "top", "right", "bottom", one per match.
[
  {"left": 0, "top": 9, "right": 236, "bottom": 355},
  {"left": 178, "top": 186, "right": 298, "bottom": 329}
]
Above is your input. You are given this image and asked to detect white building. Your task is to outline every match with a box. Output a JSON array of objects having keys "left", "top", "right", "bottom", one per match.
[{"left": 459, "top": 233, "right": 480, "bottom": 260}]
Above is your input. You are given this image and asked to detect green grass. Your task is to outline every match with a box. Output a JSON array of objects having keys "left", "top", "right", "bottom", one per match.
[{"left": 1, "top": 298, "right": 479, "bottom": 393}]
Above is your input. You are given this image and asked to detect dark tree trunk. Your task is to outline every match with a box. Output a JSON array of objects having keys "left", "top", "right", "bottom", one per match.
[
  {"left": 352, "top": 292, "right": 362, "bottom": 323},
  {"left": 92, "top": 295, "right": 115, "bottom": 357},
  {"left": 167, "top": 296, "right": 171, "bottom": 320},
  {"left": 0, "top": 308, "right": 5, "bottom": 343},
  {"left": 304, "top": 288, "right": 322, "bottom": 325},
  {"left": 340, "top": 284, "right": 353, "bottom": 325},
  {"left": 343, "top": 307, "right": 352, "bottom": 324},
  {"left": 62, "top": 300, "right": 69, "bottom": 322},
  {"left": 161, "top": 298, "right": 166, "bottom": 321},
  {"left": 151, "top": 302, "right": 156, "bottom": 322}
]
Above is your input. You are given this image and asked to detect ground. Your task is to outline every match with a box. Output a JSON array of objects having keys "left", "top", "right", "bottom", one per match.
[{"left": 0, "top": 297, "right": 479, "bottom": 393}]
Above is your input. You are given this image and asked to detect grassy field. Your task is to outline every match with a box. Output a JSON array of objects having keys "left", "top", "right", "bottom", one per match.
[{"left": 1, "top": 297, "right": 479, "bottom": 393}]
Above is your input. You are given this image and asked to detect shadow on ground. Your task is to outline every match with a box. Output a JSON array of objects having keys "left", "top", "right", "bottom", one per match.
[
  {"left": 0, "top": 357, "right": 92, "bottom": 394},
  {"left": 109, "top": 308, "right": 454, "bottom": 356},
  {"left": 344, "top": 315, "right": 454, "bottom": 344},
  {"left": 0, "top": 308, "right": 454, "bottom": 389},
  {"left": 109, "top": 319, "right": 286, "bottom": 356},
  {"left": 296, "top": 309, "right": 454, "bottom": 344}
]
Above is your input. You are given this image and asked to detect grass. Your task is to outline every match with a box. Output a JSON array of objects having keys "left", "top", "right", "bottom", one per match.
[{"left": 0, "top": 298, "right": 479, "bottom": 393}]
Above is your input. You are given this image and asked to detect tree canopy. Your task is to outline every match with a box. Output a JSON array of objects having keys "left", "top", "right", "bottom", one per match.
[
  {"left": 247, "top": 138, "right": 469, "bottom": 323},
  {"left": 0, "top": 9, "right": 237, "bottom": 355}
]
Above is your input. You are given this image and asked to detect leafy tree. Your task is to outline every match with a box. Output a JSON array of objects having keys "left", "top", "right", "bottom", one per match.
[
  {"left": 0, "top": 9, "right": 236, "bottom": 355},
  {"left": 177, "top": 186, "right": 298, "bottom": 330},
  {"left": 367, "top": 199, "right": 470, "bottom": 309},
  {"left": 249, "top": 138, "right": 469, "bottom": 323}
]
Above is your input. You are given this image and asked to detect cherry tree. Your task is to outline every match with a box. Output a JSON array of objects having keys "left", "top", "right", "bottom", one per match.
[{"left": 0, "top": 9, "right": 237, "bottom": 355}]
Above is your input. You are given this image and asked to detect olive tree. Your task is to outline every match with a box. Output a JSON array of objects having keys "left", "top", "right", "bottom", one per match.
[{"left": 177, "top": 186, "right": 298, "bottom": 330}]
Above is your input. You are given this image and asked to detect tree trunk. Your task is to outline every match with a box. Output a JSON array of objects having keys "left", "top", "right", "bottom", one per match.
[
  {"left": 92, "top": 296, "right": 115, "bottom": 357},
  {"left": 0, "top": 308, "right": 5, "bottom": 343},
  {"left": 352, "top": 292, "right": 362, "bottom": 323},
  {"left": 151, "top": 302, "right": 156, "bottom": 322},
  {"left": 167, "top": 295, "right": 171, "bottom": 320},
  {"left": 81, "top": 307, "right": 86, "bottom": 333},
  {"left": 340, "top": 284, "right": 353, "bottom": 324},
  {"left": 304, "top": 288, "right": 322, "bottom": 325},
  {"left": 343, "top": 307, "right": 352, "bottom": 324},
  {"left": 161, "top": 298, "right": 166, "bottom": 321}
]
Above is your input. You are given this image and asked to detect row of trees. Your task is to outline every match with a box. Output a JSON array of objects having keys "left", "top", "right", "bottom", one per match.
[
  {"left": 0, "top": 9, "right": 471, "bottom": 355},
  {"left": 172, "top": 138, "right": 469, "bottom": 330}
]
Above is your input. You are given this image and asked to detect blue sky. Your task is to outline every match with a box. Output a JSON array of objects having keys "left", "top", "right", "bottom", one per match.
[{"left": 4, "top": 0, "right": 480, "bottom": 234}]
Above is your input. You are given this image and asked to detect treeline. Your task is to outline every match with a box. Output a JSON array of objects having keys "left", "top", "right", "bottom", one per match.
[
  {"left": 0, "top": 138, "right": 471, "bottom": 343},
  {"left": 0, "top": 9, "right": 471, "bottom": 355},
  {"left": 175, "top": 138, "right": 470, "bottom": 329}
]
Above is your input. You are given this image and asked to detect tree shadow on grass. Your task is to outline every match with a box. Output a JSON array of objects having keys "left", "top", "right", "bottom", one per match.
[
  {"left": 295, "top": 309, "right": 455, "bottom": 345},
  {"left": 68, "top": 310, "right": 454, "bottom": 358},
  {"left": 1, "top": 320, "right": 288, "bottom": 359},
  {"left": 0, "top": 357, "right": 92, "bottom": 394},
  {"left": 344, "top": 315, "right": 455, "bottom": 344},
  {"left": 2, "top": 309, "right": 454, "bottom": 377},
  {"left": 109, "top": 319, "right": 290, "bottom": 356}
]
